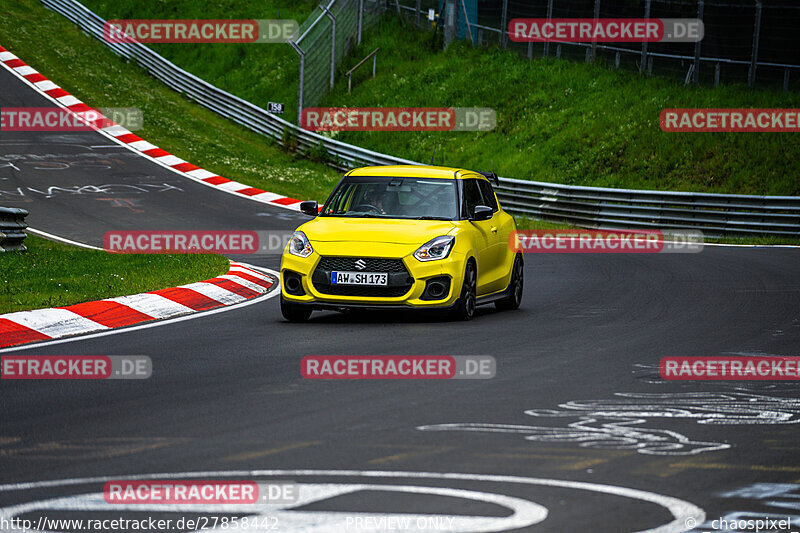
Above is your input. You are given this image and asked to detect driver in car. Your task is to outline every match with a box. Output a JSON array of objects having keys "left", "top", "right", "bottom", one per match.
[{"left": 362, "top": 185, "right": 388, "bottom": 214}]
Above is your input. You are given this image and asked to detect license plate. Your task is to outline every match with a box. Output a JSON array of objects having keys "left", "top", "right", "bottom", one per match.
[{"left": 331, "top": 271, "right": 388, "bottom": 285}]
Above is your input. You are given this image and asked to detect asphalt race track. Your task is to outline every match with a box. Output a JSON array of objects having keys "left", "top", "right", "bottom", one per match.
[{"left": 2, "top": 59, "right": 800, "bottom": 532}]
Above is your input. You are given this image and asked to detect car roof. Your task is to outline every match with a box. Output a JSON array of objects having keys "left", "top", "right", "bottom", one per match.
[{"left": 347, "top": 165, "right": 487, "bottom": 180}]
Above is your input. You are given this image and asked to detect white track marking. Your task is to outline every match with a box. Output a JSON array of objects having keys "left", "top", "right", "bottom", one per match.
[
  {"left": 55, "top": 95, "right": 81, "bottom": 106},
  {"left": 179, "top": 282, "right": 248, "bottom": 305},
  {"left": 218, "top": 181, "right": 253, "bottom": 192},
  {"left": 186, "top": 168, "right": 218, "bottom": 180},
  {"left": 153, "top": 154, "right": 186, "bottom": 166},
  {"left": 26, "top": 227, "right": 103, "bottom": 250},
  {"left": 100, "top": 124, "right": 130, "bottom": 136},
  {"left": 0, "top": 266, "right": 279, "bottom": 353},
  {"left": 33, "top": 79, "right": 58, "bottom": 91},
  {"left": 218, "top": 274, "right": 271, "bottom": 294},
  {"left": 0, "top": 308, "right": 106, "bottom": 337},
  {"left": 0, "top": 469, "right": 704, "bottom": 533},
  {"left": 103, "top": 293, "right": 197, "bottom": 318},
  {"left": 251, "top": 191, "right": 284, "bottom": 202},
  {"left": 126, "top": 140, "right": 158, "bottom": 151},
  {"left": 12, "top": 65, "right": 36, "bottom": 76}
]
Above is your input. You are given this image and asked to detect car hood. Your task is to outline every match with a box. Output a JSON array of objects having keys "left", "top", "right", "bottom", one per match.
[{"left": 300, "top": 217, "right": 457, "bottom": 244}]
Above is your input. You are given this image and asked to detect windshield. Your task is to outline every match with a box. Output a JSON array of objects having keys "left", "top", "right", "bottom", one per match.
[{"left": 321, "top": 176, "right": 458, "bottom": 220}]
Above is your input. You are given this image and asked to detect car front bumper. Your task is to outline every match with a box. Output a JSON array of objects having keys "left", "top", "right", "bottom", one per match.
[{"left": 280, "top": 241, "right": 465, "bottom": 309}]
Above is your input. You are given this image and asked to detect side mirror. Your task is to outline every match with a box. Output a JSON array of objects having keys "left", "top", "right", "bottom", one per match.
[
  {"left": 472, "top": 205, "right": 493, "bottom": 221},
  {"left": 300, "top": 201, "right": 318, "bottom": 217}
]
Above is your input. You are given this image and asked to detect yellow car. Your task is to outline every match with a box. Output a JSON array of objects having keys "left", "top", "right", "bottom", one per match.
[{"left": 280, "top": 165, "right": 523, "bottom": 321}]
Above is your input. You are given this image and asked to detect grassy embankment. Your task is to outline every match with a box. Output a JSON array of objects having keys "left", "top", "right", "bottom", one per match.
[{"left": 1, "top": 236, "right": 229, "bottom": 314}]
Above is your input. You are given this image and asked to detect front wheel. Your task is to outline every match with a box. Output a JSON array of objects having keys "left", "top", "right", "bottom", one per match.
[
  {"left": 451, "top": 261, "right": 477, "bottom": 321},
  {"left": 281, "top": 296, "right": 312, "bottom": 322},
  {"left": 496, "top": 254, "right": 524, "bottom": 311}
]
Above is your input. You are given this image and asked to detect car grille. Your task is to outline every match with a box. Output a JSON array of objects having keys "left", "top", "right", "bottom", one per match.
[
  {"left": 317, "top": 257, "right": 408, "bottom": 273},
  {"left": 312, "top": 256, "right": 413, "bottom": 297}
]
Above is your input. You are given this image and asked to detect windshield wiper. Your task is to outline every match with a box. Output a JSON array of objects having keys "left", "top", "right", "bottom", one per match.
[{"left": 415, "top": 216, "right": 451, "bottom": 220}]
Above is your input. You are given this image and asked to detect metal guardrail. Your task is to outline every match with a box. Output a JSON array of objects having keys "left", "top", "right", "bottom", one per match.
[
  {"left": 0, "top": 207, "right": 29, "bottom": 251},
  {"left": 495, "top": 178, "right": 800, "bottom": 237},
  {"left": 40, "top": 0, "right": 800, "bottom": 237}
]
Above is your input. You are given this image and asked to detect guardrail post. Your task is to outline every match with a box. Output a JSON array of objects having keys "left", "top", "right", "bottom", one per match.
[
  {"left": 415, "top": 0, "right": 421, "bottom": 25},
  {"left": 714, "top": 63, "right": 720, "bottom": 87},
  {"left": 748, "top": 1, "right": 762, "bottom": 88},
  {"left": 692, "top": 0, "right": 704, "bottom": 84},
  {"left": 543, "top": 0, "right": 553, "bottom": 57},
  {"left": 0, "top": 207, "right": 29, "bottom": 252},
  {"left": 500, "top": 0, "right": 508, "bottom": 48},
  {"left": 591, "top": 0, "right": 601, "bottom": 61},
  {"left": 357, "top": 0, "right": 364, "bottom": 45},
  {"left": 784, "top": 70, "right": 790, "bottom": 92},
  {"left": 289, "top": 40, "right": 305, "bottom": 119},
  {"left": 321, "top": 4, "right": 337, "bottom": 89},
  {"left": 639, "top": 0, "right": 651, "bottom": 72}
]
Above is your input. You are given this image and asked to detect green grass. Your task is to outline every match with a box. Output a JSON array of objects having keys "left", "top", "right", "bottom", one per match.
[
  {"left": 73, "top": 0, "right": 799, "bottom": 196},
  {"left": 0, "top": 0, "right": 341, "bottom": 203},
  {"left": 324, "top": 18, "right": 800, "bottom": 195},
  {"left": 0, "top": 236, "right": 229, "bottom": 314},
  {"left": 24, "top": 0, "right": 800, "bottom": 196},
  {"left": 81, "top": 0, "right": 316, "bottom": 124}
]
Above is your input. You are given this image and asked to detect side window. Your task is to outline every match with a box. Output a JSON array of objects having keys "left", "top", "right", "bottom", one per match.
[
  {"left": 462, "top": 179, "right": 483, "bottom": 218},
  {"left": 477, "top": 180, "right": 499, "bottom": 212}
]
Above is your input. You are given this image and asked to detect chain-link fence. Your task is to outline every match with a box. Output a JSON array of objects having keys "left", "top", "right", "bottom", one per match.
[
  {"left": 393, "top": 0, "right": 800, "bottom": 91},
  {"left": 289, "top": 0, "right": 386, "bottom": 118}
]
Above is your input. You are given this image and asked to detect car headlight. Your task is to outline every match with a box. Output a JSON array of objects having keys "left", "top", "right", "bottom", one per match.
[
  {"left": 414, "top": 235, "right": 455, "bottom": 261},
  {"left": 288, "top": 231, "right": 313, "bottom": 258}
]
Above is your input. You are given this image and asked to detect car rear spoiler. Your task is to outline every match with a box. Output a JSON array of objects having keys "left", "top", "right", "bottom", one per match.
[{"left": 478, "top": 171, "right": 500, "bottom": 187}]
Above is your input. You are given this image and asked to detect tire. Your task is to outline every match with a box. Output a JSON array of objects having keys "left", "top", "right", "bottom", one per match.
[
  {"left": 495, "top": 254, "right": 524, "bottom": 311},
  {"left": 280, "top": 296, "right": 312, "bottom": 322},
  {"left": 451, "top": 260, "right": 477, "bottom": 321}
]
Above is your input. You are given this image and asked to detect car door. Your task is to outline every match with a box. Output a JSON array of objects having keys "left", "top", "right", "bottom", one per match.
[
  {"left": 476, "top": 178, "right": 509, "bottom": 294},
  {"left": 462, "top": 178, "right": 496, "bottom": 296}
]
